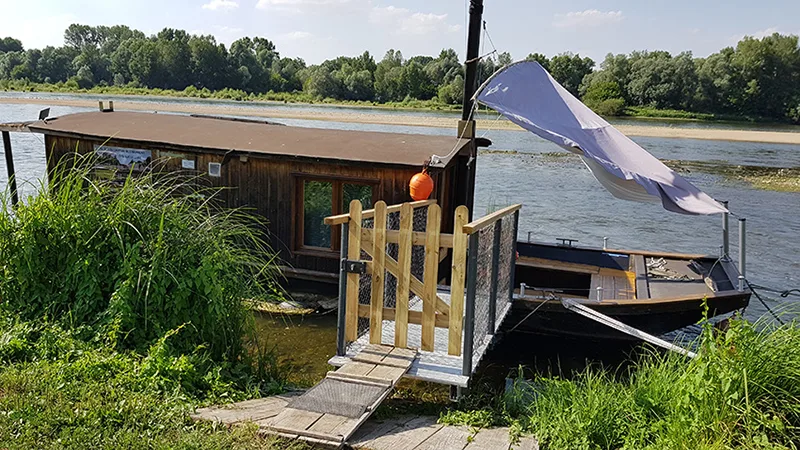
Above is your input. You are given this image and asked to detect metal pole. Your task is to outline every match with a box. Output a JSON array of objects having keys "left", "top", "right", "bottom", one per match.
[
  {"left": 508, "top": 210, "right": 520, "bottom": 303},
  {"left": 336, "top": 222, "right": 350, "bottom": 356},
  {"left": 460, "top": 0, "right": 484, "bottom": 121},
  {"left": 603, "top": 237, "right": 609, "bottom": 250},
  {"left": 2, "top": 131, "right": 19, "bottom": 208},
  {"left": 721, "top": 200, "right": 729, "bottom": 258},
  {"left": 738, "top": 218, "right": 746, "bottom": 292},
  {"left": 462, "top": 233, "right": 479, "bottom": 377}
]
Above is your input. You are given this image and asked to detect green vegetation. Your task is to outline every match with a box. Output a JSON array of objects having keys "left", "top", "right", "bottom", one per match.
[
  {"left": 442, "top": 316, "right": 800, "bottom": 449},
  {"left": 663, "top": 159, "right": 800, "bottom": 193},
  {"left": 1, "top": 25, "right": 799, "bottom": 122},
  {"left": 0, "top": 157, "right": 303, "bottom": 448}
]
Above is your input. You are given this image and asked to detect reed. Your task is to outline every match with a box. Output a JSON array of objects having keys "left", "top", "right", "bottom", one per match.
[
  {"left": 0, "top": 154, "right": 280, "bottom": 362},
  {"left": 443, "top": 313, "right": 800, "bottom": 449}
]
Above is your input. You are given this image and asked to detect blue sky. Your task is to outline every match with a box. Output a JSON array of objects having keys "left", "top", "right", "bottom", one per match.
[{"left": 2, "top": 0, "right": 798, "bottom": 64}]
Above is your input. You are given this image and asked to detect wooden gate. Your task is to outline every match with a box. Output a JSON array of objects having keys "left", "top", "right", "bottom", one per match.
[{"left": 325, "top": 199, "right": 469, "bottom": 355}]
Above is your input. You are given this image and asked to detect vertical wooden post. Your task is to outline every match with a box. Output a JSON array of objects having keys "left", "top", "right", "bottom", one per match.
[
  {"left": 369, "top": 201, "right": 387, "bottom": 344},
  {"left": 394, "top": 203, "right": 412, "bottom": 348},
  {"left": 448, "top": 206, "right": 469, "bottom": 356},
  {"left": 345, "top": 200, "right": 362, "bottom": 342},
  {"left": 421, "top": 203, "right": 441, "bottom": 351},
  {"left": 2, "top": 131, "right": 19, "bottom": 207}
]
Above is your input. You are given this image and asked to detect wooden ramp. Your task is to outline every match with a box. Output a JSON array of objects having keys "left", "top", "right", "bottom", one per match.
[{"left": 261, "top": 344, "right": 416, "bottom": 447}]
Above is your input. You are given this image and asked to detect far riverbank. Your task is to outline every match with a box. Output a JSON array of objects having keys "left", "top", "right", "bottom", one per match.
[{"left": 3, "top": 96, "right": 800, "bottom": 145}]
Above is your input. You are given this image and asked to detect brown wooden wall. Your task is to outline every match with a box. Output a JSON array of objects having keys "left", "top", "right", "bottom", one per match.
[{"left": 44, "top": 134, "right": 461, "bottom": 281}]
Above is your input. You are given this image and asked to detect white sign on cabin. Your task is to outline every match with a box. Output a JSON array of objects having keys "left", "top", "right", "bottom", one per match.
[
  {"left": 181, "top": 159, "right": 196, "bottom": 169},
  {"left": 93, "top": 145, "right": 152, "bottom": 167}
]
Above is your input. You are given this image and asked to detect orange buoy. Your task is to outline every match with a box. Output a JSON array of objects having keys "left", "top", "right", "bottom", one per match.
[{"left": 409, "top": 169, "right": 434, "bottom": 201}]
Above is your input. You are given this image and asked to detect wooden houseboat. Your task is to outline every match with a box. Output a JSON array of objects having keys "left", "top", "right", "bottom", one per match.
[{"left": 22, "top": 109, "right": 488, "bottom": 287}]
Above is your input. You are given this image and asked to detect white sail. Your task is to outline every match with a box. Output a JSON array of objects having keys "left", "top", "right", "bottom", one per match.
[{"left": 475, "top": 61, "right": 727, "bottom": 215}]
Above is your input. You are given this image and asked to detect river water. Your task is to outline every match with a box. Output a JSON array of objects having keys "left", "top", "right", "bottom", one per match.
[{"left": 1, "top": 93, "right": 799, "bottom": 324}]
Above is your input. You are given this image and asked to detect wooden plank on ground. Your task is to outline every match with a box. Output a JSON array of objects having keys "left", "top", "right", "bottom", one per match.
[
  {"left": 336, "top": 361, "right": 377, "bottom": 376},
  {"left": 352, "top": 344, "right": 393, "bottom": 365},
  {"left": 268, "top": 407, "right": 323, "bottom": 432},
  {"left": 307, "top": 413, "right": 351, "bottom": 436},
  {"left": 370, "top": 201, "right": 387, "bottom": 344},
  {"left": 367, "top": 365, "right": 408, "bottom": 384},
  {"left": 463, "top": 427, "right": 511, "bottom": 449},
  {"left": 382, "top": 346, "right": 416, "bottom": 369},
  {"left": 352, "top": 416, "right": 442, "bottom": 450},
  {"left": 191, "top": 395, "right": 297, "bottom": 424},
  {"left": 346, "top": 200, "right": 363, "bottom": 342},
  {"left": 448, "top": 205, "right": 468, "bottom": 356},
  {"left": 422, "top": 204, "right": 441, "bottom": 352},
  {"left": 511, "top": 436, "right": 539, "bottom": 450},
  {"left": 413, "top": 425, "right": 471, "bottom": 450},
  {"left": 395, "top": 203, "right": 412, "bottom": 348}
]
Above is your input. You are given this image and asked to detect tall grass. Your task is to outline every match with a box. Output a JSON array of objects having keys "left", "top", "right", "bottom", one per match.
[
  {"left": 443, "top": 315, "right": 800, "bottom": 449},
  {"left": 0, "top": 154, "right": 279, "bottom": 362}
]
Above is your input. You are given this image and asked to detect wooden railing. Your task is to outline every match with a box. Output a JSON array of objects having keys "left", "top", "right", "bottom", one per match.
[{"left": 325, "top": 200, "right": 522, "bottom": 373}]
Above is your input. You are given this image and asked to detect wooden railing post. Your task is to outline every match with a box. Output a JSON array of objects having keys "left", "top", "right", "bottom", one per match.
[
  {"left": 448, "top": 206, "right": 469, "bottom": 356},
  {"left": 422, "top": 203, "right": 441, "bottom": 351},
  {"left": 345, "top": 200, "right": 362, "bottom": 342},
  {"left": 369, "top": 201, "right": 387, "bottom": 344},
  {"left": 394, "top": 203, "right": 413, "bottom": 348}
]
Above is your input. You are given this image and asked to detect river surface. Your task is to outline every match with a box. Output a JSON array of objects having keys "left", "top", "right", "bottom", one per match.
[{"left": 2, "top": 95, "right": 799, "bottom": 378}]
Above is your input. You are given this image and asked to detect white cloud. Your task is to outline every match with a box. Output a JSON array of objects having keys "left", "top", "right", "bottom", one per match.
[
  {"left": 370, "top": 5, "right": 460, "bottom": 36},
  {"left": 215, "top": 25, "right": 244, "bottom": 33},
  {"left": 202, "top": 0, "right": 239, "bottom": 11},
  {"left": 553, "top": 10, "right": 623, "bottom": 28},
  {"left": 280, "top": 31, "right": 314, "bottom": 40},
  {"left": 256, "top": 0, "right": 351, "bottom": 12}
]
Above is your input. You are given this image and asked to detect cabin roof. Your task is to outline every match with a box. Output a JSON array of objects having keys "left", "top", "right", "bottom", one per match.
[{"left": 27, "top": 111, "right": 477, "bottom": 168}]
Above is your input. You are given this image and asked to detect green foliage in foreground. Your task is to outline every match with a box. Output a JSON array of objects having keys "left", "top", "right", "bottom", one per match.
[
  {"left": 0, "top": 156, "right": 280, "bottom": 362},
  {"left": 442, "top": 317, "right": 800, "bottom": 449},
  {"left": 0, "top": 315, "right": 307, "bottom": 449}
]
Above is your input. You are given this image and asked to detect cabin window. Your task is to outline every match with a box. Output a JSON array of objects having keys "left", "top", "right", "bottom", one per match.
[
  {"left": 303, "top": 181, "right": 334, "bottom": 248},
  {"left": 298, "top": 179, "right": 375, "bottom": 252}
]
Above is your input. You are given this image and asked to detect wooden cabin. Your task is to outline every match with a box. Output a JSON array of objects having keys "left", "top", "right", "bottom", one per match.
[{"left": 27, "top": 110, "right": 487, "bottom": 285}]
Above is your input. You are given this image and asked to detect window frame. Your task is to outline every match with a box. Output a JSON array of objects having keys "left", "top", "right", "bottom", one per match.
[{"left": 293, "top": 174, "right": 378, "bottom": 256}]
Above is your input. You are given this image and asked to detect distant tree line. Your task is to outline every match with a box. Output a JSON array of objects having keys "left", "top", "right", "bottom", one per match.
[{"left": 1, "top": 24, "right": 798, "bottom": 123}]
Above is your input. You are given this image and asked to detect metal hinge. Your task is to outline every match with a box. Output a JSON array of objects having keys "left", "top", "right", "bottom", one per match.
[{"left": 342, "top": 259, "right": 367, "bottom": 274}]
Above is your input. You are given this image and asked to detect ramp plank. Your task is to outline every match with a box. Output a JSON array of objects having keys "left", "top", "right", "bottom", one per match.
[
  {"left": 337, "top": 361, "right": 378, "bottom": 376},
  {"left": 268, "top": 408, "right": 323, "bottom": 432},
  {"left": 464, "top": 427, "right": 511, "bottom": 449},
  {"left": 413, "top": 425, "right": 470, "bottom": 450}
]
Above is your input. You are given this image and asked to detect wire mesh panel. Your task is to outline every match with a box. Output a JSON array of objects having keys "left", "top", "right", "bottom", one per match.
[
  {"left": 495, "top": 214, "right": 516, "bottom": 332},
  {"left": 471, "top": 224, "right": 495, "bottom": 365}
]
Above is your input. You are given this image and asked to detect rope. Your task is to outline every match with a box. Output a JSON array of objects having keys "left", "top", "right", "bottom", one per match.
[
  {"left": 506, "top": 295, "right": 549, "bottom": 334},
  {"left": 748, "top": 283, "right": 800, "bottom": 299},
  {"left": 746, "top": 279, "right": 785, "bottom": 325}
]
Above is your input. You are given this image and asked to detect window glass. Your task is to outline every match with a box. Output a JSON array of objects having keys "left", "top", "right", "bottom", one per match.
[
  {"left": 342, "top": 183, "right": 373, "bottom": 211},
  {"left": 303, "top": 181, "right": 333, "bottom": 248}
]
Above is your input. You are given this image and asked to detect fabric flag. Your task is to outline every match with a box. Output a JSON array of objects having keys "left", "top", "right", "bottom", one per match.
[{"left": 475, "top": 61, "right": 727, "bottom": 215}]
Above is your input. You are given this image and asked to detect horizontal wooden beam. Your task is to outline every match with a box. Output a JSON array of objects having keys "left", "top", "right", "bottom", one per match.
[
  {"left": 462, "top": 204, "right": 522, "bottom": 235},
  {"left": 357, "top": 304, "right": 451, "bottom": 329},
  {"left": 324, "top": 200, "right": 436, "bottom": 226},
  {"left": 362, "top": 228, "right": 454, "bottom": 248},
  {"left": 517, "top": 256, "right": 630, "bottom": 278}
]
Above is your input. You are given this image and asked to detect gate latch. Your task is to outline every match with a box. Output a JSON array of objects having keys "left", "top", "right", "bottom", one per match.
[{"left": 342, "top": 259, "right": 367, "bottom": 274}]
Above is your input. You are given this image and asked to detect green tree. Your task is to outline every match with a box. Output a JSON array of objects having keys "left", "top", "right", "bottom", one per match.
[
  {"left": 374, "top": 49, "right": 404, "bottom": 101},
  {"left": 0, "top": 37, "right": 23, "bottom": 53},
  {"left": 525, "top": 52, "right": 550, "bottom": 71},
  {"left": 548, "top": 53, "right": 595, "bottom": 97}
]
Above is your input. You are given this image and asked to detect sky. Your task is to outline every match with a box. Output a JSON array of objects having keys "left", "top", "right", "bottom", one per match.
[{"left": 1, "top": 0, "right": 799, "bottom": 65}]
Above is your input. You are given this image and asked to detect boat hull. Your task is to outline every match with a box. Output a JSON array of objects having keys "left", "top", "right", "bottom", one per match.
[{"left": 503, "top": 292, "right": 751, "bottom": 341}]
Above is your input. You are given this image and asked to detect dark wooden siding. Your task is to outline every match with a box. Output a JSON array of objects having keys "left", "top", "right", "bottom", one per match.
[{"left": 43, "top": 134, "right": 461, "bottom": 280}]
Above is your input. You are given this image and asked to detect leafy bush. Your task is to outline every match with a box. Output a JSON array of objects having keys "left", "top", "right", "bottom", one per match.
[
  {"left": 585, "top": 97, "right": 626, "bottom": 116},
  {"left": 0, "top": 155, "right": 279, "bottom": 362}
]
